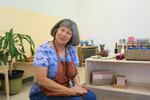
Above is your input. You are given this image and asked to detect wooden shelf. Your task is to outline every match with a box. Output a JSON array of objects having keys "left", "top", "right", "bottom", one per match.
[
  {"left": 0, "top": 66, "right": 8, "bottom": 71},
  {"left": 86, "top": 58, "right": 150, "bottom": 64},
  {"left": 15, "top": 61, "right": 33, "bottom": 64},
  {"left": 85, "top": 58, "right": 150, "bottom": 100},
  {"left": 85, "top": 84, "right": 150, "bottom": 96}
]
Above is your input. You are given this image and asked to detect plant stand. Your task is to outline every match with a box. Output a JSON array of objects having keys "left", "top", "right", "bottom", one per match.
[{"left": 0, "top": 66, "right": 9, "bottom": 100}]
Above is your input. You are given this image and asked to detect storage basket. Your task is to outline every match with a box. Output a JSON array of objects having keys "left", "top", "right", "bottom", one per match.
[{"left": 125, "top": 49, "right": 150, "bottom": 61}]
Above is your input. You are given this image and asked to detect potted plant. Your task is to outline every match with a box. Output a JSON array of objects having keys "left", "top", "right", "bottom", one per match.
[{"left": 0, "top": 28, "right": 35, "bottom": 95}]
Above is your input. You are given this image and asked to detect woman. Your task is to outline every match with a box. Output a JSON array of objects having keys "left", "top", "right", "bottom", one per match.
[{"left": 29, "top": 19, "right": 96, "bottom": 100}]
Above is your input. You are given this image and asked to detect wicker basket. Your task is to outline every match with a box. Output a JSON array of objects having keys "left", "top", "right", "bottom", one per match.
[{"left": 125, "top": 49, "right": 150, "bottom": 61}]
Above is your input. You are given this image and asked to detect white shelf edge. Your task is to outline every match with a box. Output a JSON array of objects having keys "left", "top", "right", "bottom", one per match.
[
  {"left": 85, "top": 84, "right": 150, "bottom": 96},
  {"left": 86, "top": 58, "right": 150, "bottom": 64}
]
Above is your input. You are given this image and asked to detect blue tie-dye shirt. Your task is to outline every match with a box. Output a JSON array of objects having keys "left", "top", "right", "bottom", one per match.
[{"left": 30, "top": 41, "right": 79, "bottom": 95}]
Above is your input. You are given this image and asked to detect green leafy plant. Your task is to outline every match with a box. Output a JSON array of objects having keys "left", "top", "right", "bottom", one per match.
[
  {"left": 0, "top": 29, "right": 35, "bottom": 95},
  {"left": 0, "top": 28, "right": 35, "bottom": 66}
]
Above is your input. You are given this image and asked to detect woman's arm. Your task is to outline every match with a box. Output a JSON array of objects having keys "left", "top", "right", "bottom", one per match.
[
  {"left": 72, "top": 67, "right": 88, "bottom": 95},
  {"left": 33, "top": 67, "right": 77, "bottom": 95},
  {"left": 73, "top": 67, "right": 80, "bottom": 86}
]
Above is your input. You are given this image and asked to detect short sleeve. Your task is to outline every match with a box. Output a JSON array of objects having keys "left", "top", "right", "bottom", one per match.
[
  {"left": 73, "top": 49, "right": 79, "bottom": 66},
  {"left": 33, "top": 46, "right": 49, "bottom": 67}
]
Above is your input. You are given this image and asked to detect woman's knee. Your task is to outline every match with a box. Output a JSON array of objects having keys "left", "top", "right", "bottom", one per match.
[{"left": 84, "top": 90, "right": 96, "bottom": 100}]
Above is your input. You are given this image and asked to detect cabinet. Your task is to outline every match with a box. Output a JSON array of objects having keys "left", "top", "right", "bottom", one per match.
[
  {"left": 85, "top": 58, "right": 150, "bottom": 100},
  {"left": 76, "top": 46, "right": 97, "bottom": 66}
]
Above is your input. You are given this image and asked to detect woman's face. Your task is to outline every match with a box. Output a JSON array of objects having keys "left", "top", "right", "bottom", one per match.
[{"left": 55, "top": 26, "right": 72, "bottom": 45}]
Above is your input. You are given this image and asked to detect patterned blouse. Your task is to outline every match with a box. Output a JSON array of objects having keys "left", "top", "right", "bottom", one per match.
[{"left": 30, "top": 41, "right": 79, "bottom": 95}]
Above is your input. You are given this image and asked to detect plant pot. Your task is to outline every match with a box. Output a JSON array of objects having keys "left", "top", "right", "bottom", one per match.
[{"left": 0, "top": 70, "right": 24, "bottom": 95}]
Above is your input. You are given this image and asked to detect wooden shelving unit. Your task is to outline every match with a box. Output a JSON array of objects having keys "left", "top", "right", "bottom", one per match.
[
  {"left": 85, "top": 84, "right": 150, "bottom": 96},
  {"left": 85, "top": 58, "right": 150, "bottom": 100}
]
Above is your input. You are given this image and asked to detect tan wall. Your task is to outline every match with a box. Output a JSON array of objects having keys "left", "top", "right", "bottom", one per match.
[{"left": 0, "top": 6, "right": 62, "bottom": 56}]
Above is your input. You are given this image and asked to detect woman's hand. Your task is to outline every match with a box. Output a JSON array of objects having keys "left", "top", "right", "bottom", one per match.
[{"left": 69, "top": 84, "right": 88, "bottom": 95}]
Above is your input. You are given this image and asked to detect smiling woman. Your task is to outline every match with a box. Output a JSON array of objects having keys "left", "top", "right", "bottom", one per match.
[
  {"left": 29, "top": 19, "right": 96, "bottom": 100},
  {"left": 56, "top": 27, "right": 72, "bottom": 44},
  {"left": 50, "top": 19, "right": 80, "bottom": 46}
]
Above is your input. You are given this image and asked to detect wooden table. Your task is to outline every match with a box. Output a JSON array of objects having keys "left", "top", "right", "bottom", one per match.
[{"left": 0, "top": 66, "right": 9, "bottom": 100}]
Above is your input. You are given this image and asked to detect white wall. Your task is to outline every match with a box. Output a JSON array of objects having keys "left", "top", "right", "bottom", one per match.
[
  {"left": 0, "top": 0, "right": 80, "bottom": 22},
  {"left": 0, "top": 6, "right": 63, "bottom": 57},
  {"left": 79, "top": 0, "right": 150, "bottom": 52},
  {"left": 1, "top": 0, "right": 150, "bottom": 52}
]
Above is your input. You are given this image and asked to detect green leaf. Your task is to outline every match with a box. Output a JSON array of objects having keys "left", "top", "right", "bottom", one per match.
[
  {"left": 0, "top": 36, "right": 4, "bottom": 49},
  {"left": 17, "top": 34, "right": 25, "bottom": 53},
  {"left": 0, "top": 28, "right": 35, "bottom": 65},
  {"left": 9, "top": 29, "right": 15, "bottom": 59},
  {"left": 22, "top": 35, "right": 35, "bottom": 56},
  {"left": 3, "top": 32, "right": 9, "bottom": 49}
]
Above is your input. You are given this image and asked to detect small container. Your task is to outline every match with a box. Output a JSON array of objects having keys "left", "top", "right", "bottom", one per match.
[{"left": 113, "top": 75, "right": 127, "bottom": 89}]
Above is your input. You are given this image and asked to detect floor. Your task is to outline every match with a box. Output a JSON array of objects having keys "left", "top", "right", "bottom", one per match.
[{"left": 0, "top": 67, "right": 85, "bottom": 100}]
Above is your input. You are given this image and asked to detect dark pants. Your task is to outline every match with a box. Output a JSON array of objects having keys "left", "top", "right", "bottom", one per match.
[{"left": 30, "top": 90, "right": 96, "bottom": 100}]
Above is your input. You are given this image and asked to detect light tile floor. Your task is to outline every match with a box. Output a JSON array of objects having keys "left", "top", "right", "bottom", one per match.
[{"left": 0, "top": 67, "right": 85, "bottom": 100}]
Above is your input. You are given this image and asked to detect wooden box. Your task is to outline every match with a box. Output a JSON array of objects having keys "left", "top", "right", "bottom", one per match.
[{"left": 91, "top": 70, "right": 113, "bottom": 85}]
